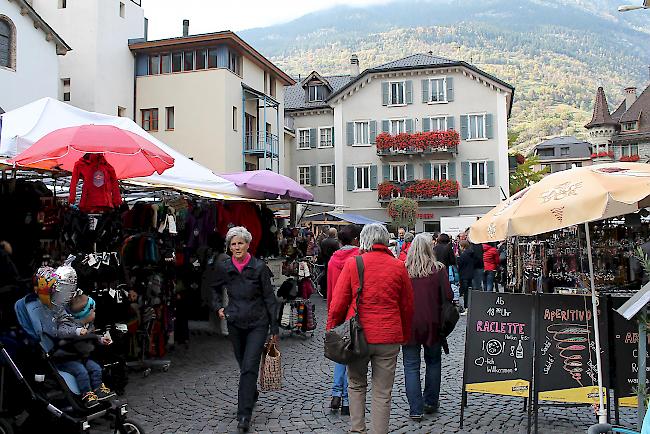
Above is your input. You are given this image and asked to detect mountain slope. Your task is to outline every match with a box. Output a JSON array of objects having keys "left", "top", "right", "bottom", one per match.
[{"left": 240, "top": 0, "right": 650, "bottom": 152}]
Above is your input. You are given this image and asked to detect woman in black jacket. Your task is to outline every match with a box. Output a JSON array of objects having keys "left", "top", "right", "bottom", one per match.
[{"left": 212, "top": 226, "right": 279, "bottom": 433}]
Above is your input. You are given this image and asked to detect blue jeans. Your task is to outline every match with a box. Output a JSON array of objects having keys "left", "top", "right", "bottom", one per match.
[
  {"left": 484, "top": 270, "right": 496, "bottom": 292},
  {"left": 472, "top": 268, "right": 484, "bottom": 290},
  {"left": 402, "top": 343, "right": 442, "bottom": 416},
  {"left": 56, "top": 359, "right": 102, "bottom": 394},
  {"left": 331, "top": 362, "right": 349, "bottom": 405}
]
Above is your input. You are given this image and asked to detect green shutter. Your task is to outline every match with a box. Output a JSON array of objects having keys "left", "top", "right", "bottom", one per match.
[
  {"left": 406, "top": 164, "right": 414, "bottom": 181},
  {"left": 447, "top": 116, "right": 455, "bottom": 131},
  {"left": 461, "top": 161, "right": 470, "bottom": 187},
  {"left": 405, "top": 119, "right": 414, "bottom": 134},
  {"left": 331, "top": 127, "right": 335, "bottom": 146},
  {"left": 382, "top": 164, "right": 390, "bottom": 181},
  {"left": 446, "top": 77, "right": 454, "bottom": 102},
  {"left": 332, "top": 165, "right": 336, "bottom": 185},
  {"left": 309, "top": 128, "right": 317, "bottom": 148},
  {"left": 422, "top": 163, "right": 432, "bottom": 179},
  {"left": 369, "top": 121, "right": 377, "bottom": 144},
  {"left": 347, "top": 167, "right": 354, "bottom": 191},
  {"left": 421, "top": 79, "right": 429, "bottom": 103},
  {"left": 405, "top": 80, "right": 413, "bottom": 104},
  {"left": 382, "top": 82, "right": 389, "bottom": 106},
  {"left": 487, "top": 160, "right": 496, "bottom": 187},
  {"left": 370, "top": 165, "right": 378, "bottom": 190},
  {"left": 310, "top": 165, "right": 317, "bottom": 186},
  {"left": 422, "top": 117, "right": 431, "bottom": 132},
  {"left": 346, "top": 122, "right": 354, "bottom": 145},
  {"left": 460, "top": 115, "right": 469, "bottom": 140},
  {"left": 382, "top": 120, "right": 389, "bottom": 133},
  {"left": 448, "top": 162, "right": 457, "bottom": 181},
  {"left": 485, "top": 114, "right": 494, "bottom": 139}
]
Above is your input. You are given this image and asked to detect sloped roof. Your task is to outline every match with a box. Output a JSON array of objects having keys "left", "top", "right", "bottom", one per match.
[
  {"left": 11, "top": 0, "right": 71, "bottom": 54},
  {"left": 585, "top": 87, "right": 617, "bottom": 128},
  {"left": 285, "top": 75, "right": 352, "bottom": 110},
  {"left": 533, "top": 136, "right": 592, "bottom": 160},
  {"left": 611, "top": 100, "right": 627, "bottom": 122},
  {"left": 620, "top": 84, "right": 650, "bottom": 126},
  {"left": 373, "top": 53, "right": 455, "bottom": 70}
]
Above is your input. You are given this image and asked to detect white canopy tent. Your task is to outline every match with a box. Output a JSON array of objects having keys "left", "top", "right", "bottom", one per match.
[{"left": 0, "top": 98, "right": 250, "bottom": 199}]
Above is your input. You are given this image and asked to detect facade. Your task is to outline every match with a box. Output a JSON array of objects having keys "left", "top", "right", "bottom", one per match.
[
  {"left": 585, "top": 85, "right": 650, "bottom": 163},
  {"left": 129, "top": 29, "right": 294, "bottom": 174},
  {"left": 31, "top": 0, "right": 145, "bottom": 117},
  {"left": 0, "top": 0, "right": 69, "bottom": 112},
  {"left": 531, "top": 136, "right": 592, "bottom": 174},
  {"left": 285, "top": 54, "right": 514, "bottom": 232}
]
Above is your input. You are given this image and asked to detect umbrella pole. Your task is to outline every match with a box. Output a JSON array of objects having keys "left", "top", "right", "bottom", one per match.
[{"left": 585, "top": 222, "right": 607, "bottom": 424}]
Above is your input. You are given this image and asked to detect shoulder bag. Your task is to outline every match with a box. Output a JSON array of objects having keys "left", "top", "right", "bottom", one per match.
[
  {"left": 324, "top": 256, "right": 369, "bottom": 365},
  {"left": 438, "top": 267, "right": 460, "bottom": 354}
]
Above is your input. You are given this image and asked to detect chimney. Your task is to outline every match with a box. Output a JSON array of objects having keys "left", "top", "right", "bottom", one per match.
[
  {"left": 625, "top": 86, "right": 637, "bottom": 109},
  {"left": 182, "top": 19, "right": 190, "bottom": 37},
  {"left": 350, "top": 54, "right": 360, "bottom": 77}
]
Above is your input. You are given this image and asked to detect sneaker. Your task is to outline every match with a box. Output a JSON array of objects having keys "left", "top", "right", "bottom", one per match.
[
  {"left": 340, "top": 405, "right": 350, "bottom": 416},
  {"left": 94, "top": 383, "right": 116, "bottom": 401},
  {"left": 460, "top": 310, "right": 468, "bottom": 316},
  {"left": 424, "top": 404, "right": 439, "bottom": 414},
  {"left": 82, "top": 391, "right": 100, "bottom": 408},
  {"left": 330, "top": 396, "right": 341, "bottom": 410},
  {"left": 409, "top": 414, "right": 423, "bottom": 422}
]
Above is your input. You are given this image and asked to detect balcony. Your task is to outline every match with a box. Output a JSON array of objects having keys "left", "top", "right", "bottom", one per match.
[
  {"left": 590, "top": 151, "right": 614, "bottom": 164},
  {"left": 244, "top": 131, "right": 279, "bottom": 157},
  {"left": 376, "top": 131, "right": 460, "bottom": 157},
  {"left": 378, "top": 180, "right": 460, "bottom": 203}
]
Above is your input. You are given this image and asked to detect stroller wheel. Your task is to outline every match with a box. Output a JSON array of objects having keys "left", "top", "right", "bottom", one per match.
[
  {"left": 119, "top": 419, "right": 145, "bottom": 434},
  {"left": 0, "top": 418, "right": 13, "bottom": 434}
]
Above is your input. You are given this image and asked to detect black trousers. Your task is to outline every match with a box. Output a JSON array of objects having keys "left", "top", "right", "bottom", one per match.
[
  {"left": 227, "top": 323, "right": 269, "bottom": 419},
  {"left": 460, "top": 279, "right": 472, "bottom": 309}
]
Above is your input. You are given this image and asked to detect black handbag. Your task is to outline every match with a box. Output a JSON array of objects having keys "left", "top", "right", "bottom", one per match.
[
  {"left": 324, "top": 256, "right": 369, "bottom": 365},
  {"left": 438, "top": 267, "right": 460, "bottom": 354}
]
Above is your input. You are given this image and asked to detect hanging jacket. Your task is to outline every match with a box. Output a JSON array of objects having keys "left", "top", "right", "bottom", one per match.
[
  {"left": 326, "top": 245, "right": 360, "bottom": 310},
  {"left": 69, "top": 155, "right": 122, "bottom": 212},
  {"left": 483, "top": 244, "right": 500, "bottom": 272}
]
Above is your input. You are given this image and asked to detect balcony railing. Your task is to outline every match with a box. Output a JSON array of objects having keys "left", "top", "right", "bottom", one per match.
[
  {"left": 378, "top": 180, "right": 459, "bottom": 203},
  {"left": 376, "top": 131, "right": 460, "bottom": 156},
  {"left": 244, "top": 131, "right": 279, "bottom": 157}
]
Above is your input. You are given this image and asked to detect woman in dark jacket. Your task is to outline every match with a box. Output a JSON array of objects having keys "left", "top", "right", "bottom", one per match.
[
  {"left": 403, "top": 233, "right": 453, "bottom": 421},
  {"left": 212, "top": 226, "right": 279, "bottom": 433},
  {"left": 433, "top": 233, "right": 456, "bottom": 270},
  {"left": 457, "top": 240, "right": 475, "bottom": 311}
]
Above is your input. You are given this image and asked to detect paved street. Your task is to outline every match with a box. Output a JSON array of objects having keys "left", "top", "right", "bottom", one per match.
[{"left": 120, "top": 296, "right": 636, "bottom": 434}]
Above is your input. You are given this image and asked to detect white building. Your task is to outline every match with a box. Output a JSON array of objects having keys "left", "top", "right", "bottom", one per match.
[
  {"left": 31, "top": 0, "right": 145, "bottom": 118},
  {"left": 285, "top": 54, "right": 514, "bottom": 232},
  {"left": 0, "top": 0, "right": 69, "bottom": 113}
]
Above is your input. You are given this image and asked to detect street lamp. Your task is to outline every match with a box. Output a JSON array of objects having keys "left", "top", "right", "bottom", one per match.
[{"left": 618, "top": 0, "right": 649, "bottom": 11}]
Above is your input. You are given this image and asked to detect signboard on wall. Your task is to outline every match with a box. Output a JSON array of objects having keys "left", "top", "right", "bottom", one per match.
[{"left": 441, "top": 216, "right": 479, "bottom": 237}]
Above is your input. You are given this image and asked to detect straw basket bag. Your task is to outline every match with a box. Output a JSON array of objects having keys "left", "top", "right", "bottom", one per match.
[{"left": 259, "top": 342, "right": 282, "bottom": 391}]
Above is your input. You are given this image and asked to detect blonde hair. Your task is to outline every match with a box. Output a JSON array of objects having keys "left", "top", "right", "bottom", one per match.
[{"left": 405, "top": 233, "right": 444, "bottom": 278}]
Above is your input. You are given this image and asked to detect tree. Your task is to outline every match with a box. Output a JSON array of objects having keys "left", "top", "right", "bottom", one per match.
[
  {"left": 509, "top": 155, "right": 549, "bottom": 195},
  {"left": 387, "top": 198, "right": 418, "bottom": 230}
]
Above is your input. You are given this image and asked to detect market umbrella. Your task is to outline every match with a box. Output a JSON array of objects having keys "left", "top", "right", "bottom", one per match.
[
  {"left": 9, "top": 124, "right": 175, "bottom": 179},
  {"left": 220, "top": 170, "right": 314, "bottom": 201},
  {"left": 469, "top": 162, "right": 650, "bottom": 424}
]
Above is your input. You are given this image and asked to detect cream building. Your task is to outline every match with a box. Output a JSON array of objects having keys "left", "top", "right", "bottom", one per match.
[
  {"left": 31, "top": 0, "right": 145, "bottom": 118},
  {"left": 285, "top": 54, "right": 514, "bottom": 232},
  {"left": 129, "top": 27, "right": 294, "bottom": 174},
  {"left": 0, "top": 0, "right": 69, "bottom": 112}
]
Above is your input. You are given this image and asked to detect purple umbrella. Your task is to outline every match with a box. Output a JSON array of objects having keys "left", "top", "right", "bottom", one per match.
[{"left": 220, "top": 170, "right": 314, "bottom": 201}]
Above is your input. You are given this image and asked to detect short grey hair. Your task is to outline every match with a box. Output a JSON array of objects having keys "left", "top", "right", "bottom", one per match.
[
  {"left": 359, "top": 223, "right": 389, "bottom": 251},
  {"left": 404, "top": 232, "right": 415, "bottom": 243},
  {"left": 225, "top": 226, "right": 252, "bottom": 247}
]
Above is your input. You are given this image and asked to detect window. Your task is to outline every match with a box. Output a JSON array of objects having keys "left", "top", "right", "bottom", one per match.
[
  {"left": 0, "top": 18, "right": 13, "bottom": 69},
  {"left": 298, "top": 129, "right": 310, "bottom": 149},
  {"left": 245, "top": 162, "right": 257, "bottom": 171},
  {"left": 389, "top": 119, "right": 406, "bottom": 135},
  {"left": 319, "top": 127, "right": 333, "bottom": 148},
  {"left": 161, "top": 53, "right": 171, "bottom": 73},
  {"left": 389, "top": 81, "right": 405, "bottom": 105},
  {"left": 269, "top": 76, "right": 276, "bottom": 98},
  {"left": 470, "top": 161, "right": 487, "bottom": 187},
  {"left": 117, "top": 106, "right": 126, "bottom": 117},
  {"left": 171, "top": 52, "right": 182, "bottom": 72},
  {"left": 429, "top": 116, "right": 447, "bottom": 132},
  {"left": 119, "top": 2, "right": 125, "bottom": 18},
  {"left": 165, "top": 107, "right": 174, "bottom": 130},
  {"left": 149, "top": 55, "right": 160, "bottom": 75},
  {"left": 354, "top": 121, "right": 370, "bottom": 145},
  {"left": 61, "top": 78, "right": 71, "bottom": 102},
  {"left": 320, "top": 165, "right": 334, "bottom": 186},
  {"left": 432, "top": 162, "right": 448, "bottom": 181},
  {"left": 232, "top": 107, "right": 238, "bottom": 131},
  {"left": 208, "top": 49, "right": 218, "bottom": 68},
  {"left": 560, "top": 147, "right": 570, "bottom": 157},
  {"left": 390, "top": 164, "right": 407, "bottom": 182},
  {"left": 58, "top": 0, "right": 67, "bottom": 8},
  {"left": 308, "top": 85, "right": 327, "bottom": 102},
  {"left": 621, "top": 143, "right": 639, "bottom": 157},
  {"left": 228, "top": 51, "right": 240, "bottom": 75},
  {"left": 468, "top": 114, "right": 486, "bottom": 140},
  {"left": 537, "top": 148, "right": 554, "bottom": 157},
  {"left": 424, "top": 221, "right": 441, "bottom": 234},
  {"left": 183, "top": 51, "right": 194, "bottom": 71},
  {"left": 298, "top": 166, "right": 311, "bottom": 186},
  {"left": 622, "top": 122, "right": 638, "bottom": 131},
  {"left": 355, "top": 166, "right": 371, "bottom": 191},
  {"left": 196, "top": 49, "right": 206, "bottom": 70},
  {"left": 141, "top": 108, "right": 159, "bottom": 132},
  {"left": 428, "top": 78, "right": 447, "bottom": 103}
]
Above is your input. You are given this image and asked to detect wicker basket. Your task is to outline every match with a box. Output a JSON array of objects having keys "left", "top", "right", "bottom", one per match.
[{"left": 259, "top": 342, "right": 282, "bottom": 391}]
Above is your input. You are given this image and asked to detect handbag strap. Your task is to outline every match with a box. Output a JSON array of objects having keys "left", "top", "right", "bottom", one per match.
[
  {"left": 353, "top": 256, "right": 365, "bottom": 316},
  {"left": 437, "top": 266, "right": 447, "bottom": 306}
]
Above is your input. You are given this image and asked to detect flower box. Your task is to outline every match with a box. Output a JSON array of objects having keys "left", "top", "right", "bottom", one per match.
[
  {"left": 376, "top": 131, "right": 460, "bottom": 155},
  {"left": 591, "top": 151, "right": 614, "bottom": 159},
  {"left": 379, "top": 179, "right": 459, "bottom": 201},
  {"left": 620, "top": 154, "right": 640, "bottom": 162}
]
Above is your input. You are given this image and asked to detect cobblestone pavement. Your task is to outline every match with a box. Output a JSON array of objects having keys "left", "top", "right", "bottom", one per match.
[{"left": 119, "top": 296, "right": 635, "bottom": 434}]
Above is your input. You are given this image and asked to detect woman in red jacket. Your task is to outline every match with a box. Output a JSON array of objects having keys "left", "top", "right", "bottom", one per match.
[
  {"left": 327, "top": 223, "right": 414, "bottom": 434},
  {"left": 482, "top": 242, "right": 500, "bottom": 292}
]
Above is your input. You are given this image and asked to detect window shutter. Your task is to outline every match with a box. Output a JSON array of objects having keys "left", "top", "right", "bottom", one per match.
[
  {"left": 331, "top": 127, "right": 335, "bottom": 146},
  {"left": 461, "top": 161, "right": 470, "bottom": 187},
  {"left": 370, "top": 165, "right": 378, "bottom": 190},
  {"left": 422, "top": 163, "right": 432, "bottom": 179},
  {"left": 382, "top": 120, "right": 389, "bottom": 134},
  {"left": 310, "top": 166, "right": 317, "bottom": 186},
  {"left": 382, "top": 82, "right": 389, "bottom": 106},
  {"left": 332, "top": 165, "right": 336, "bottom": 185},
  {"left": 448, "top": 162, "right": 457, "bottom": 181},
  {"left": 405, "top": 119, "right": 414, "bottom": 134},
  {"left": 346, "top": 122, "right": 354, "bottom": 145},
  {"left": 487, "top": 161, "right": 496, "bottom": 187},
  {"left": 382, "top": 164, "right": 390, "bottom": 181},
  {"left": 406, "top": 164, "right": 415, "bottom": 181},
  {"left": 347, "top": 167, "right": 354, "bottom": 191},
  {"left": 446, "top": 116, "right": 455, "bottom": 131},
  {"left": 309, "top": 128, "right": 317, "bottom": 148},
  {"left": 369, "top": 121, "right": 377, "bottom": 144},
  {"left": 405, "top": 80, "right": 413, "bottom": 104},
  {"left": 446, "top": 77, "right": 454, "bottom": 102},
  {"left": 485, "top": 114, "right": 494, "bottom": 139},
  {"left": 422, "top": 117, "right": 431, "bottom": 132},
  {"left": 460, "top": 115, "right": 469, "bottom": 140},
  {"left": 421, "top": 79, "right": 429, "bottom": 103}
]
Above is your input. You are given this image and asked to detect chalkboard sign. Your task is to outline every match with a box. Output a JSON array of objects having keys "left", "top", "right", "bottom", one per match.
[
  {"left": 463, "top": 291, "right": 534, "bottom": 397},
  {"left": 536, "top": 293, "right": 609, "bottom": 403},
  {"left": 609, "top": 296, "right": 650, "bottom": 408}
]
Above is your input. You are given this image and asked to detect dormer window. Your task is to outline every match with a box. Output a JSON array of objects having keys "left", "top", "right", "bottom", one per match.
[
  {"left": 622, "top": 121, "right": 638, "bottom": 131},
  {"left": 308, "top": 85, "right": 327, "bottom": 102}
]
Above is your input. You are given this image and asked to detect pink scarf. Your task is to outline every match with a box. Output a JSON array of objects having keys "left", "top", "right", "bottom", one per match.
[{"left": 232, "top": 253, "right": 251, "bottom": 273}]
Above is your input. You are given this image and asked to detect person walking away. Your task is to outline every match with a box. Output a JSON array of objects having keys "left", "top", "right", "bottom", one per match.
[
  {"left": 212, "top": 227, "right": 279, "bottom": 433},
  {"left": 497, "top": 241, "right": 508, "bottom": 290},
  {"left": 433, "top": 233, "right": 456, "bottom": 271},
  {"left": 468, "top": 230, "right": 485, "bottom": 290},
  {"left": 393, "top": 227, "right": 406, "bottom": 257},
  {"left": 457, "top": 240, "right": 474, "bottom": 314},
  {"left": 327, "top": 223, "right": 414, "bottom": 434},
  {"left": 398, "top": 232, "right": 415, "bottom": 261},
  {"left": 482, "top": 242, "right": 499, "bottom": 292},
  {"left": 326, "top": 224, "right": 362, "bottom": 415},
  {"left": 402, "top": 234, "right": 453, "bottom": 421},
  {"left": 318, "top": 227, "right": 340, "bottom": 297}
]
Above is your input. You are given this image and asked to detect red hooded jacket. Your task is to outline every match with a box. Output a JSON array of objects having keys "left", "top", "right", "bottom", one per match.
[
  {"left": 69, "top": 155, "right": 122, "bottom": 213},
  {"left": 326, "top": 245, "right": 360, "bottom": 310},
  {"left": 327, "top": 244, "right": 414, "bottom": 344},
  {"left": 483, "top": 244, "right": 499, "bottom": 272}
]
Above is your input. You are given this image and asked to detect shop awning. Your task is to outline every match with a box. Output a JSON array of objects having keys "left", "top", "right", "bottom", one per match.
[{"left": 325, "top": 212, "right": 384, "bottom": 225}]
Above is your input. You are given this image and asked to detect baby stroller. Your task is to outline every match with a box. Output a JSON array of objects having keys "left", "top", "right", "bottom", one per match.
[{"left": 0, "top": 293, "right": 144, "bottom": 433}]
